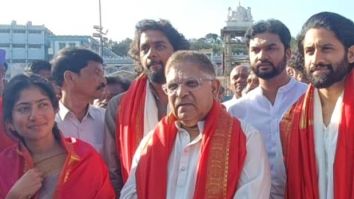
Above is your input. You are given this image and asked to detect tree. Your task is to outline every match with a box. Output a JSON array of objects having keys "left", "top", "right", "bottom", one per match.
[
  {"left": 111, "top": 38, "right": 132, "bottom": 57},
  {"left": 189, "top": 33, "right": 223, "bottom": 55},
  {"left": 189, "top": 38, "right": 212, "bottom": 50},
  {"left": 205, "top": 33, "right": 221, "bottom": 45}
]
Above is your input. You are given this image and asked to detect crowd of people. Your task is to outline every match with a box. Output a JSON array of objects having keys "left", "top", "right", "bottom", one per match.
[{"left": 0, "top": 11, "right": 353, "bottom": 199}]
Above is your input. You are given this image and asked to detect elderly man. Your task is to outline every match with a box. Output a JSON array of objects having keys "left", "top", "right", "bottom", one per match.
[
  {"left": 103, "top": 19, "right": 190, "bottom": 195},
  {"left": 280, "top": 12, "right": 354, "bottom": 199},
  {"left": 228, "top": 19, "right": 307, "bottom": 198},
  {"left": 223, "top": 64, "right": 249, "bottom": 109},
  {"left": 121, "top": 51, "right": 270, "bottom": 199}
]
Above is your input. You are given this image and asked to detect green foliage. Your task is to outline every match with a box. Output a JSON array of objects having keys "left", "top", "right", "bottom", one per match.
[
  {"left": 110, "top": 38, "right": 132, "bottom": 57},
  {"left": 189, "top": 33, "right": 223, "bottom": 55},
  {"left": 290, "top": 37, "right": 297, "bottom": 51}
]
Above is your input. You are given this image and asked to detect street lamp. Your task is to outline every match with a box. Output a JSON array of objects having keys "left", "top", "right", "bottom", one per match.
[{"left": 93, "top": 0, "right": 107, "bottom": 57}]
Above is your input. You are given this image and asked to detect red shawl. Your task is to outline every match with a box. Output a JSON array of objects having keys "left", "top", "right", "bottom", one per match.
[
  {"left": 0, "top": 97, "right": 15, "bottom": 151},
  {"left": 280, "top": 70, "right": 354, "bottom": 199},
  {"left": 0, "top": 137, "right": 115, "bottom": 199},
  {"left": 136, "top": 101, "right": 247, "bottom": 199},
  {"left": 116, "top": 74, "right": 147, "bottom": 182}
]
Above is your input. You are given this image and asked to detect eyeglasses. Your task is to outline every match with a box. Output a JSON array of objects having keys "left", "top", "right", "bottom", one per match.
[{"left": 162, "top": 77, "right": 214, "bottom": 95}]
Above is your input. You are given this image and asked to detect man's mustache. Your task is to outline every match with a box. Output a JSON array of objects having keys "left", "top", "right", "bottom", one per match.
[
  {"left": 310, "top": 63, "right": 332, "bottom": 72},
  {"left": 147, "top": 60, "right": 163, "bottom": 68},
  {"left": 256, "top": 60, "right": 274, "bottom": 67}
]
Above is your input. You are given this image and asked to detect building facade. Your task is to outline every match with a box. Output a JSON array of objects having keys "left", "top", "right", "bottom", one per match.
[
  {"left": 0, "top": 21, "right": 53, "bottom": 76},
  {"left": 0, "top": 21, "right": 129, "bottom": 77}
]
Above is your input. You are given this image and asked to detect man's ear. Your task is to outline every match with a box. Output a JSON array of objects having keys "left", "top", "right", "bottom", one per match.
[
  {"left": 347, "top": 45, "right": 354, "bottom": 64},
  {"left": 211, "top": 79, "right": 221, "bottom": 99},
  {"left": 285, "top": 48, "right": 292, "bottom": 60},
  {"left": 63, "top": 71, "right": 75, "bottom": 87}
]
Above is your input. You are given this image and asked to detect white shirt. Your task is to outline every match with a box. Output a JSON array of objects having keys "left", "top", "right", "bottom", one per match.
[
  {"left": 56, "top": 102, "right": 106, "bottom": 155},
  {"left": 314, "top": 89, "right": 343, "bottom": 199},
  {"left": 223, "top": 95, "right": 238, "bottom": 110},
  {"left": 120, "top": 120, "right": 271, "bottom": 199},
  {"left": 228, "top": 78, "right": 307, "bottom": 199}
]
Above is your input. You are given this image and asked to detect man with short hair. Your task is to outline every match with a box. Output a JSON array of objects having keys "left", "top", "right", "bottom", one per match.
[
  {"left": 243, "top": 70, "right": 259, "bottom": 95},
  {"left": 26, "top": 59, "right": 62, "bottom": 99},
  {"left": 280, "top": 12, "right": 354, "bottom": 199},
  {"left": 26, "top": 60, "right": 52, "bottom": 80},
  {"left": 121, "top": 51, "right": 270, "bottom": 198},
  {"left": 103, "top": 19, "right": 190, "bottom": 194},
  {"left": 94, "top": 76, "right": 131, "bottom": 108},
  {"left": 51, "top": 48, "right": 107, "bottom": 155},
  {"left": 287, "top": 51, "right": 309, "bottom": 83},
  {"left": 223, "top": 65, "right": 249, "bottom": 109},
  {"left": 228, "top": 19, "right": 307, "bottom": 198}
]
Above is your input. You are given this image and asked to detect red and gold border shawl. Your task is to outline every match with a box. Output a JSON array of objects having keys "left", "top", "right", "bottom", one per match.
[
  {"left": 136, "top": 101, "right": 247, "bottom": 199},
  {"left": 116, "top": 74, "right": 147, "bottom": 182},
  {"left": 280, "top": 70, "right": 354, "bottom": 199}
]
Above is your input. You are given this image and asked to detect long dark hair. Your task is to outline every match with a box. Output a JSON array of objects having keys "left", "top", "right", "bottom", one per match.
[
  {"left": 297, "top": 12, "right": 354, "bottom": 66},
  {"left": 129, "top": 19, "right": 190, "bottom": 74},
  {"left": 2, "top": 74, "right": 61, "bottom": 142}
]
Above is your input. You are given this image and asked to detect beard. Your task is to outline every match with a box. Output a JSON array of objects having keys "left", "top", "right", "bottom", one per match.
[
  {"left": 147, "top": 69, "right": 166, "bottom": 84},
  {"left": 144, "top": 61, "right": 166, "bottom": 84},
  {"left": 305, "top": 57, "right": 350, "bottom": 88},
  {"left": 252, "top": 56, "right": 287, "bottom": 80}
]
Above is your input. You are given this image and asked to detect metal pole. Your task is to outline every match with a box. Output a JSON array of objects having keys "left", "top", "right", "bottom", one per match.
[{"left": 99, "top": 0, "right": 103, "bottom": 57}]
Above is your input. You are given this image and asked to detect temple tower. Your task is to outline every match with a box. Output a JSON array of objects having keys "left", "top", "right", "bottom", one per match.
[{"left": 221, "top": 1, "right": 253, "bottom": 75}]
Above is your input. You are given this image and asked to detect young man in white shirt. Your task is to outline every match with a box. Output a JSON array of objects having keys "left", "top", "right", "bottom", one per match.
[{"left": 228, "top": 19, "right": 307, "bottom": 199}]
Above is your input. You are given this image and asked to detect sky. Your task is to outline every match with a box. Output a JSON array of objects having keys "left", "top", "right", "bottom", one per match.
[{"left": 1, "top": 0, "right": 354, "bottom": 42}]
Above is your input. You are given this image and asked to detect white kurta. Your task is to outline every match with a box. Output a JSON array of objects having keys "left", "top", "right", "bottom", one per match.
[
  {"left": 222, "top": 95, "right": 238, "bottom": 110},
  {"left": 314, "top": 89, "right": 343, "bottom": 199},
  {"left": 228, "top": 78, "right": 307, "bottom": 199},
  {"left": 120, "top": 120, "right": 271, "bottom": 199}
]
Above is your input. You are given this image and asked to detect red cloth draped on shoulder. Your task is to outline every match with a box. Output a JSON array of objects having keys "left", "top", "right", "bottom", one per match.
[
  {"left": 280, "top": 70, "right": 354, "bottom": 199},
  {"left": 0, "top": 97, "right": 16, "bottom": 151},
  {"left": 136, "top": 101, "right": 247, "bottom": 199},
  {"left": 0, "top": 137, "right": 115, "bottom": 199},
  {"left": 116, "top": 74, "right": 147, "bottom": 182}
]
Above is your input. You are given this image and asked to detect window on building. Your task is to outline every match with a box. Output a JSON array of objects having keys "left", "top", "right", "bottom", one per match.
[
  {"left": 12, "top": 59, "right": 26, "bottom": 63},
  {"left": 28, "top": 30, "right": 42, "bottom": 34},
  {"left": 0, "top": 44, "right": 10, "bottom": 48},
  {"left": 69, "top": 43, "right": 76, "bottom": 48},
  {"left": 13, "top": 29, "right": 26, "bottom": 34},
  {"left": 0, "top": 29, "right": 10, "bottom": 33},
  {"left": 12, "top": 44, "right": 26, "bottom": 48},
  {"left": 28, "top": 44, "right": 42, "bottom": 48},
  {"left": 59, "top": 43, "right": 66, "bottom": 49}
]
